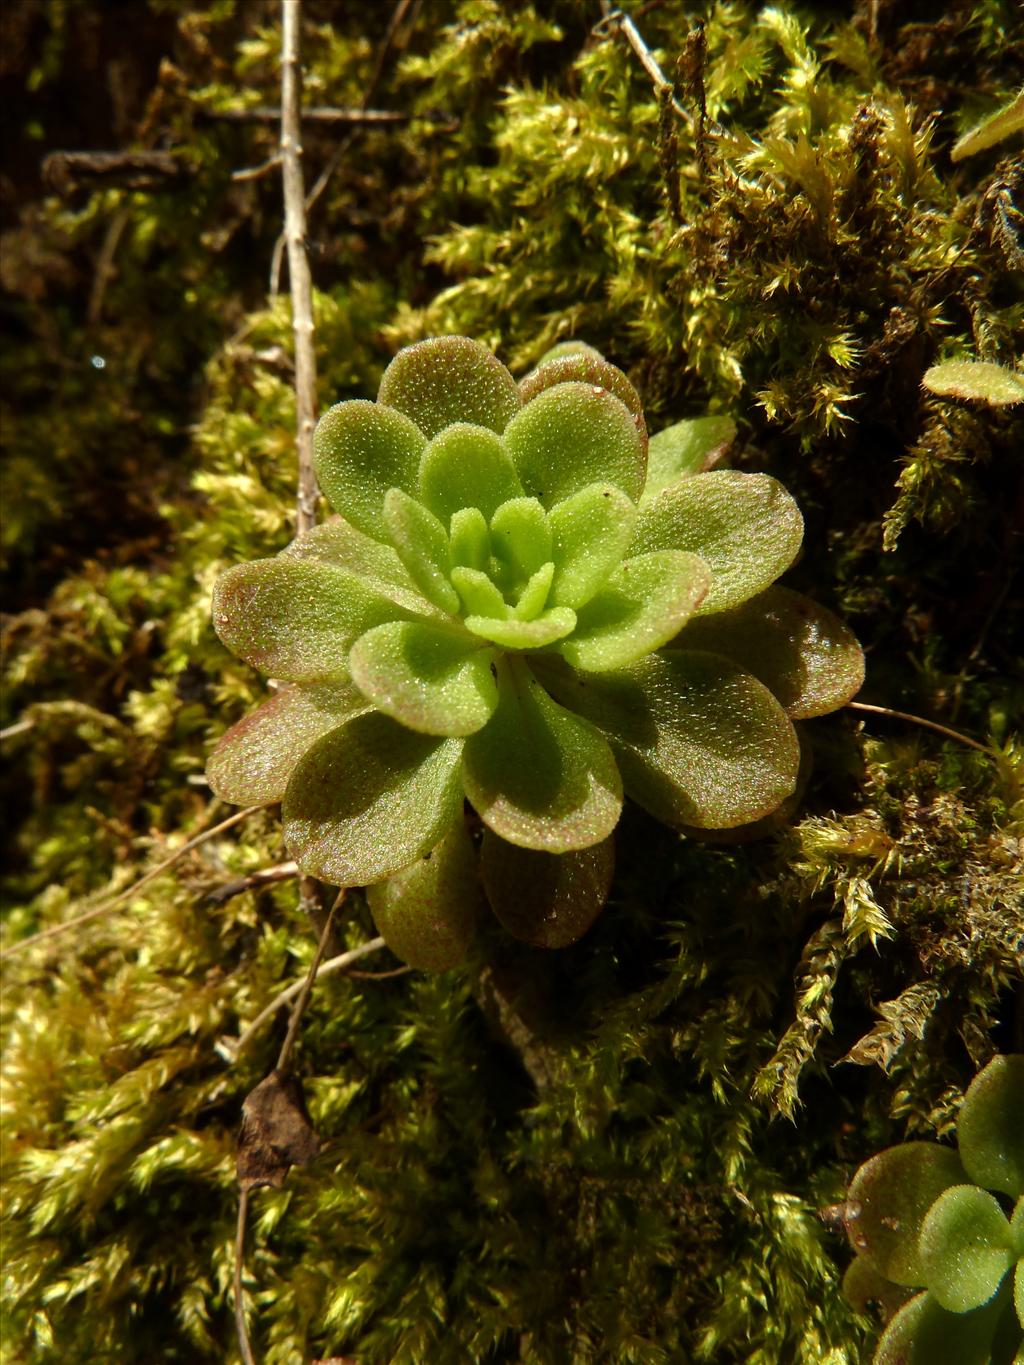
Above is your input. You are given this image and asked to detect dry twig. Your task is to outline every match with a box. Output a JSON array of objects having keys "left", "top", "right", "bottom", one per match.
[
  {"left": 280, "top": 0, "right": 319, "bottom": 536},
  {"left": 0, "top": 802, "right": 273, "bottom": 962},
  {"left": 846, "top": 700, "right": 1001, "bottom": 759}
]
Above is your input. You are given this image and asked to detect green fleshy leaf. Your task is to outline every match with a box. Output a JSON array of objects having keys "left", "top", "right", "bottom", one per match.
[
  {"left": 511, "top": 561, "right": 555, "bottom": 620},
  {"left": 349, "top": 621, "right": 498, "bottom": 736},
  {"left": 207, "top": 682, "right": 370, "bottom": 805},
  {"left": 518, "top": 353, "right": 648, "bottom": 451},
  {"left": 313, "top": 399, "right": 425, "bottom": 538},
  {"left": 382, "top": 488, "right": 460, "bottom": 614},
  {"left": 450, "top": 507, "right": 490, "bottom": 571},
  {"left": 847, "top": 1142, "right": 968, "bottom": 1286},
  {"left": 1011, "top": 1200, "right": 1024, "bottom": 1255},
  {"left": 366, "top": 819, "right": 479, "bottom": 971},
  {"left": 959, "top": 1056, "right": 1024, "bottom": 1198},
  {"left": 417, "top": 422, "right": 524, "bottom": 523},
  {"left": 536, "top": 339, "right": 604, "bottom": 365},
  {"left": 841, "top": 1256, "right": 914, "bottom": 1321},
  {"left": 557, "top": 550, "right": 711, "bottom": 673},
  {"left": 548, "top": 482, "right": 637, "bottom": 610},
  {"left": 538, "top": 649, "right": 800, "bottom": 829},
  {"left": 462, "top": 658, "right": 622, "bottom": 852},
  {"left": 874, "top": 1285, "right": 1010, "bottom": 1365},
  {"left": 676, "top": 585, "right": 864, "bottom": 717},
  {"left": 489, "top": 496, "right": 553, "bottom": 585},
  {"left": 377, "top": 335, "right": 521, "bottom": 437},
  {"left": 503, "top": 381, "right": 647, "bottom": 508},
  {"left": 631, "top": 471, "right": 804, "bottom": 614},
  {"left": 451, "top": 566, "right": 508, "bottom": 620},
  {"left": 1015, "top": 1259, "right": 1023, "bottom": 1331},
  {"left": 282, "top": 712, "right": 464, "bottom": 884},
  {"left": 283, "top": 520, "right": 441, "bottom": 617},
  {"left": 212, "top": 557, "right": 409, "bottom": 683},
  {"left": 923, "top": 360, "right": 1024, "bottom": 407},
  {"left": 465, "top": 608, "right": 577, "bottom": 650},
  {"left": 641, "top": 416, "right": 737, "bottom": 502},
  {"left": 920, "top": 1185, "right": 1014, "bottom": 1313},
  {"left": 479, "top": 829, "right": 614, "bottom": 948}
]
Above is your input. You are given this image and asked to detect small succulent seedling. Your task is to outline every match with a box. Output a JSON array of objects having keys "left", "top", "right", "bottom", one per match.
[
  {"left": 841, "top": 1055, "right": 1024, "bottom": 1364},
  {"left": 208, "top": 336, "right": 863, "bottom": 966}
]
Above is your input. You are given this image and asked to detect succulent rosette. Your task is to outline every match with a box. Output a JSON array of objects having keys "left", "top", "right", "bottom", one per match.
[
  {"left": 208, "top": 336, "right": 863, "bottom": 967},
  {"left": 841, "top": 1055, "right": 1024, "bottom": 1365}
]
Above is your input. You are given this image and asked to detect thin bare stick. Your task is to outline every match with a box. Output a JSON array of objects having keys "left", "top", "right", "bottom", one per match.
[
  {"left": 0, "top": 718, "right": 35, "bottom": 742},
  {"left": 234, "top": 1187, "right": 258, "bottom": 1365},
  {"left": 280, "top": 0, "right": 319, "bottom": 536},
  {"left": 206, "top": 860, "right": 299, "bottom": 905},
  {"left": 232, "top": 153, "right": 283, "bottom": 183},
  {"left": 269, "top": 0, "right": 422, "bottom": 296},
  {"left": 276, "top": 889, "right": 345, "bottom": 1072},
  {"left": 846, "top": 701, "right": 1000, "bottom": 758},
  {"left": 597, "top": 9, "right": 692, "bottom": 125},
  {"left": 0, "top": 802, "right": 272, "bottom": 961},
  {"left": 204, "top": 105, "right": 450, "bottom": 127},
  {"left": 223, "top": 937, "right": 387, "bottom": 1061},
  {"left": 88, "top": 209, "right": 131, "bottom": 325}
]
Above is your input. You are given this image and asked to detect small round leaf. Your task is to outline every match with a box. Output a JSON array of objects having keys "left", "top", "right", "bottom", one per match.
[
  {"left": 919, "top": 1185, "right": 1014, "bottom": 1313},
  {"left": 367, "top": 819, "right": 479, "bottom": 971},
  {"left": 958, "top": 1056, "right": 1024, "bottom": 1199},
  {"left": 349, "top": 622, "right": 498, "bottom": 737},
  {"left": 313, "top": 399, "right": 425, "bottom": 538},
  {"left": 480, "top": 829, "right": 615, "bottom": 948},
  {"left": 378, "top": 336, "right": 521, "bottom": 437}
]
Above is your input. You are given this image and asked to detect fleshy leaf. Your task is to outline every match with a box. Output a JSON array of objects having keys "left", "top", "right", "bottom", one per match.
[
  {"left": 207, "top": 682, "right": 370, "bottom": 804},
  {"left": 283, "top": 519, "right": 442, "bottom": 617},
  {"left": 313, "top": 399, "right": 425, "bottom": 538},
  {"left": 489, "top": 497, "right": 552, "bottom": 584},
  {"left": 958, "top": 1056, "right": 1024, "bottom": 1198},
  {"left": 377, "top": 335, "right": 521, "bottom": 437},
  {"left": 631, "top": 470, "right": 803, "bottom": 615},
  {"left": 462, "top": 658, "right": 622, "bottom": 852},
  {"left": 557, "top": 550, "right": 711, "bottom": 673},
  {"left": 641, "top": 416, "right": 737, "bottom": 501},
  {"left": 450, "top": 507, "right": 490, "bottom": 572},
  {"left": 536, "top": 339, "right": 604, "bottom": 365},
  {"left": 539, "top": 649, "right": 799, "bottom": 829},
  {"left": 464, "top": 608, "right": 577, "bottom": 650},
  {"left": 518, "top": 353, "right": 648, "bottom": 451},
  {"left": 1012, "top": 1199, "right": 1024, "bottom": 1254},
  {"left": 417, "top": 423, "right": 524, "bottom": 523},
  {"left": 919, "top": 1185, "right": 1014, "bottom": 1313},
  {"left": 212, "top": 557, "right": 409, "bottom": 683},
  {"left": 382, "top": 488, "right": 460, "bottom": 614},
  {"left": 847, "top": 1142, "right": 968, "bottom": 1285},
  {"left": 282, "top": 712, "right": 464, "bottom": 885},
  {"left": 841, "top": 1257, "right": 914, "bottom": 1321},
  {"left": 874, "top": 1285, "right": 1010, "bottom": 1365},
  {"left": 479, "top": 829, "right": 615, "bottom": 948},
  {"left": 366, "top": 819, "right": 478, "bottom": 971},
  {"left": 952, "top": 90, "right": 1024, "bottom": 161},
  {"left": 503, "top": 381, "right": 647, "bottom": 507},
  {"left": 512, "top": 562, "right": 555, "bottom": 620},
  {"left": 348, "top": 621, "right": 498, "bottom": 736},
  {"left": 548, "top": 482, "right": 637, "bottom": 610},
  {"left": 676, "top": 585, "right": 864, "bottom": 717},
  {"left": 923, "top": 360, "right": 1024, "bottom": 407},
  {"left": 451, "top": 566, "right": 508, "bottom": 620},
  {"left": 1015, "top": 1259, "right": 1023, "bottom": 1331}
]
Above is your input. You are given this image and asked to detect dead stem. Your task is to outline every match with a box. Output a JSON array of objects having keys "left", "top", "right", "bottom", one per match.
[
  {"left": 234, "top": 1187, "right": 258, "bottom": 1365},
  {"left": 846, "top": 701, "right": 1001, "bottom": 759},
  {"left": 0, "top": 802, "right": 273, "bottom": 961}
]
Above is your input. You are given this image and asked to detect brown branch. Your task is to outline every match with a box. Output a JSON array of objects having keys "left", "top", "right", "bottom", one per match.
[
  {"left": 595, "top": 9, "right": 692, "bottom": 125},
  {"left": 234, "top": 1188, "right": 258, "bottom": 1365},
  {"left": 205, "top": 860, "right": 299, "bottom": 906},
  {"left": 846, "top": 701, "right": 1001, "bottom": 758},
  {"left": 276, "top": 890, "right": 345, "bottom": 1073},
  {"left": 0, "top": 802, "right": 273, "bottom": 961},
  {"left": 201, "top": 105, "right": 453, "bottom": 127},
  {"left": 222, "top": 936, "right": 388, "bottom": 1061},
  {"left": 232, "top": 153, "right": 283, "bottom": 183},
  {"left": 280, "top": 0, "right": 319, "bottom": 536},
  {"left": 42, "top": 150, "right": 189, "bottom": 194}
]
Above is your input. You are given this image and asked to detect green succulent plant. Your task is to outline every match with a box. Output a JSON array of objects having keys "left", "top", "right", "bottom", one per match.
[
  {"left": 207, "top": 336, "right": 863, "bottom": 966},
  {"left": 842, "top": 1055, "right": 1024, "bottom": 1365}
]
